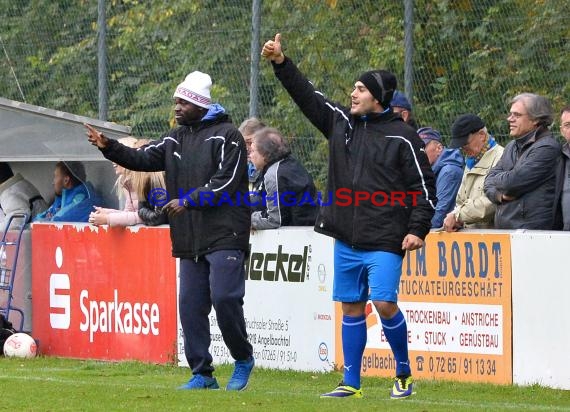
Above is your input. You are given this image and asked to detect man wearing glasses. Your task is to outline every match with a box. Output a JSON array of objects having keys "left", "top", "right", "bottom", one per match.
[
  {"left": 484, "top": 93, "right": 561, "bottom": 229},
  {"left": 553, "top": 106, "right": 570, "bottom": 230}
]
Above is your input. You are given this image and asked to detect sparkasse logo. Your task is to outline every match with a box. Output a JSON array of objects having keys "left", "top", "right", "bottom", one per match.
[
  {"left": 79, "top": 289, "right": 160, "bottom": 343},
  {"left": 50, "top": 274, "right": 71, "bottom": 329},
  {"left": 49, "top": 247, "right": 70, "bottom": 329}
]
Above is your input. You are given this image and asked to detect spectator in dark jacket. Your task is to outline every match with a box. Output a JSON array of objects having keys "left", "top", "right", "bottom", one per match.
[
  {"left": 553, "top": 105, "right": 570, "bottom": 230},
  {"left": 484, "top": 93, "right": 561, "bottom": 229},
  {"left": 417, "top": 127, "right": 464, "bottom": 228},
  {"left": 249, "top": 127, "right": 318, "bottom": 229}
]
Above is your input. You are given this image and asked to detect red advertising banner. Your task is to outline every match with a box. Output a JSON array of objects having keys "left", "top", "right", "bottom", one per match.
[{"left": 32, "top": 223, "right": 177, "bottom": 363}]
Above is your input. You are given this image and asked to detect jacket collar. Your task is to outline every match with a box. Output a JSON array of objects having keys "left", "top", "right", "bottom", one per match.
[
  {"left": 357, "top": 108, "right": 399, "bottom": 123},
  {"left": 183, "top": 107, "right": 229, "bottom": 131},
  {"left": 515, "top": 126, "right": 550, "bottom": 151},
  {"left": 562, "top": 142, "right": 570, "bottom": 159},
  {"left": 261, "top": 153, "right": 290, "bottom": 174}
]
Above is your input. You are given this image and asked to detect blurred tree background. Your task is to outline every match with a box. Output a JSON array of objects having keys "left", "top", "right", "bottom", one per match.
[{"left": 1, "top": 0, "right": 568, "bottom": 189}]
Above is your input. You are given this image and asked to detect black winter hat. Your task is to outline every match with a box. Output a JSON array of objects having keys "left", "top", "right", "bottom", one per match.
[
  {"left": 358, "top": 70, "right": 397, "bottom": 109},
  {"left": 450, "top": 114, "right": 486, "bottom": 149}
]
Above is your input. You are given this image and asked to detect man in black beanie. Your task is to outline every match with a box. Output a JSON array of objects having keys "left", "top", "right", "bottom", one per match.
[
  {"left": 357, "top": 70, "right": 397, "bottom": 109},
  {"left": 262, "top": 34, "right": 436, "bottom": 400}
]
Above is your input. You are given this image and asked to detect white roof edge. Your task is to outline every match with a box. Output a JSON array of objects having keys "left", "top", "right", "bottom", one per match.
[{"left": 0, "top": 97, "right": 132, "bottom": 135}]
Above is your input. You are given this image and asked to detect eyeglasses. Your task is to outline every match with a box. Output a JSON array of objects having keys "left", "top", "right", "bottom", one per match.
[{"left": 508, "top": 112, "right": 528, "bottom": 119}]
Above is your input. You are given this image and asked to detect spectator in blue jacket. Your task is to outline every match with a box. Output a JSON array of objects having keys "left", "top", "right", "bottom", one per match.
[
  {"left": 34, "top": 161, "right": 101, "bottom": 223},
  {"left": 418, "top": 127, "right": 464, "bottom": 228}
]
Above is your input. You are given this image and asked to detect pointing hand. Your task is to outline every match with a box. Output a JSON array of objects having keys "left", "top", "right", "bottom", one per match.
[{"left": 84, "top": 123, "right": 109, "bottom": 149}]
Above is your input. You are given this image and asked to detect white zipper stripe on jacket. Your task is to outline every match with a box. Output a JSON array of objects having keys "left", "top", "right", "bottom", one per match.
[
  {"left": 205, "top": 136, "right": 226, "bottom": 169},
  {"left": 201, "top": 136, "right": 241, "bottom": 193},
  {"left": 387, "top": 135, "right": 436, "bottom": 210},
  {"left": 143, "top": 136, "right": 178, "bottom": 150}
]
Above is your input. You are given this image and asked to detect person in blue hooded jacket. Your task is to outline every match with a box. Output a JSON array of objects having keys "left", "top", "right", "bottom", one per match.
[
  {"left": 34, "top": 161, "right": 101, "bottom": 223},
  {"left": 418, "top": 127, "right": 464, "bottom": 228}
]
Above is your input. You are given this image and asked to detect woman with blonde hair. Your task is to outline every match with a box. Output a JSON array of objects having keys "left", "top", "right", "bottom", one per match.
[
  {"left": 133, "top": 169, "right": 168, "bottom": 226},
  {"left": 89, "top": 138, "right": 150, "bottom": 226}
]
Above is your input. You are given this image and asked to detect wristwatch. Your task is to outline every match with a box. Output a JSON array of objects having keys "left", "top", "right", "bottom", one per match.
[{"left": 183, "top": 198, "right": 190, "bottom": 209}]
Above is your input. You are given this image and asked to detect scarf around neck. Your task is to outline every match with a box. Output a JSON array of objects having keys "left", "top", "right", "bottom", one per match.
[{"left": 464, "top": 135, "right": 497, "bottom": 170}]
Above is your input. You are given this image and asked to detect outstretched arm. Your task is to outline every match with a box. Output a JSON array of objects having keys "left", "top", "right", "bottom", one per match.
[
  {"left": 261, "top": 33, "right": 348, "bottom": 139},
  {"left": 85, "top": 123, "right": 166, "bottom": 172}
]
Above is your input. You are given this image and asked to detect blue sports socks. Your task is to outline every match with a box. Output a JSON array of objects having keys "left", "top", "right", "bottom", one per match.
[
  {"left": 381, "top": 310, "right": 411, "bottom": 377},
  {"left": 341, "top": 314, "right": 367, "bottom": 388}
]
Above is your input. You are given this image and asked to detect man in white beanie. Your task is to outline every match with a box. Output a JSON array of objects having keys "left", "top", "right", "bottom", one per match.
[{"left": 85, "top": 70, "right": 254, "bottom": 391}]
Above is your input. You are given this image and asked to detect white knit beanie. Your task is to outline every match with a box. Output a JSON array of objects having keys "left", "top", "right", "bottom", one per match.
[{"left": 173, "top": 71, "right": 212, "bottom": 108}]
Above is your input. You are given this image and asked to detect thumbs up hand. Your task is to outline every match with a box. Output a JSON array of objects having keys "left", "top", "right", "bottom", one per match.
[{"left": 261, "top": 33, "right": 285, "bottom": 64}]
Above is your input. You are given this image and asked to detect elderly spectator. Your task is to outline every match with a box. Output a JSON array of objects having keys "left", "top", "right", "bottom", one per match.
[
  {"left": 443, "top": 114, "right": 504, "bottom": 231},
  {"left": 239, "top": 117, "right": 266, "bottom": 186},
  {"left": 249, "top": 127, "right": 318, "bottom": 229},
  {"left": 391, "top": 90, "right": 418, "bottom": 129},
  {"left": 418, "top": 127, "right": 463, "bottom": 228},
  {"left": 553, "top": 105, "right": 570, "bottom": 230},
  {"left": 484, "top": 93, "right": 561, "bottom": 229},
  {"left": 0, "top": 163, "right": 47, "bottom": 230}
]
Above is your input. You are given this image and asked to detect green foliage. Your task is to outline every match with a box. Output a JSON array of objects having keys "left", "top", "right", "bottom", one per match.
[
  {"left": 1, "top": 0, "right": 568, "bottom": 179},
  {"left": 413, "top": 0, "right": 569, "bottom": 143}
]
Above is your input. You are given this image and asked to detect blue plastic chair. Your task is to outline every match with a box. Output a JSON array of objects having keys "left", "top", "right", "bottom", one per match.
[{"left": 0, "top": 213, "right": 29, "bottom": 332}]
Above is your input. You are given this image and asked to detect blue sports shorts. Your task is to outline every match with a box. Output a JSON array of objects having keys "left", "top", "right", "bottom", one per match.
[{"left": 333, "top": 240, "right": 403, "bottom": 303}]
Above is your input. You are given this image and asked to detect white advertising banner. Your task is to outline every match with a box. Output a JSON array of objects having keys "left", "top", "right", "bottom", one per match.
[
  {"left": 366, "top": 302, "right": 504, "bottom": 355},
  {"left": 178, "top": 228, "right": 335, "bottom": 372},
  {"left": 510, "top": 232, "right": 570, "bottom": 390}
]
